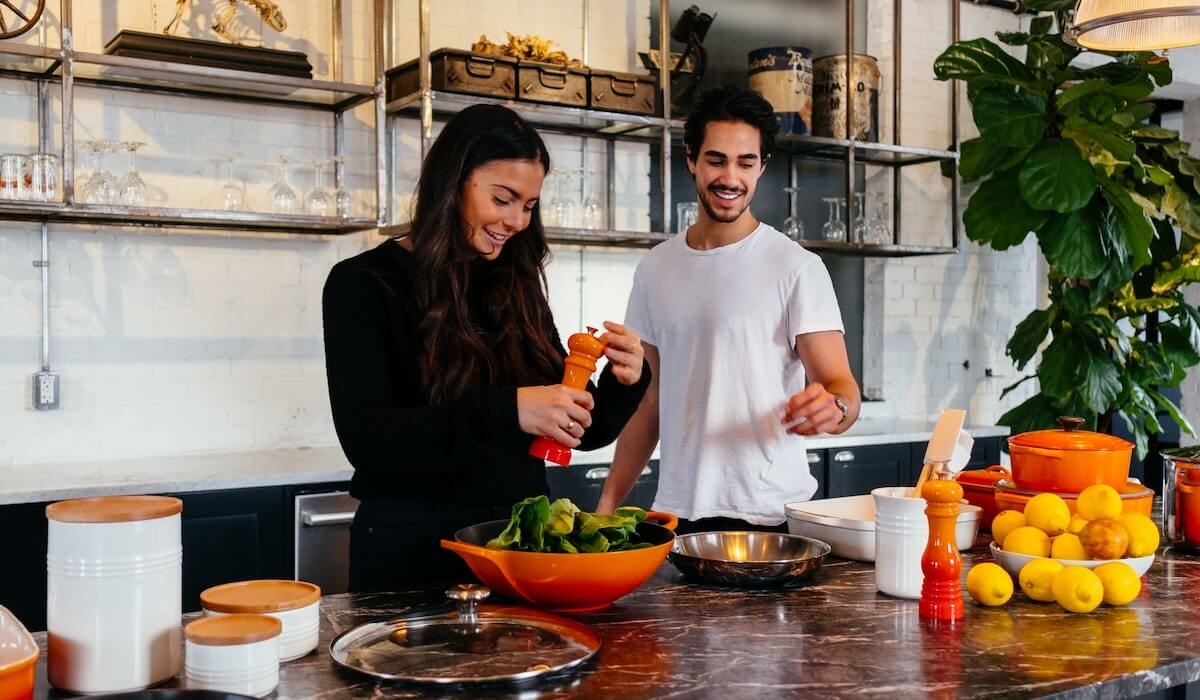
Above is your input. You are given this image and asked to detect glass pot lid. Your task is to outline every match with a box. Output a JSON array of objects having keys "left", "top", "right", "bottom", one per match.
[
  {"left": 1008, "top": 416, "right": 1133, "bottom": 451},
  {"left": 329, "top": 584, "right": 600, "bottom": 685}
]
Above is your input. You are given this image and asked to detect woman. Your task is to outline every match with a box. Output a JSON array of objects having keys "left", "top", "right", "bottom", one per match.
[{"left": 322, "top": 104, "right": 650, "bottom": 592}]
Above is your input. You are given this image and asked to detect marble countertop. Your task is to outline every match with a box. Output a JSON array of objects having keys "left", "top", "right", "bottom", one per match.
[
  {"left": 0, "top": 420, "right": 1009, "bottom": 506},
  {"left": 28, "top": 543, "right": 1200, "bottom": 699}
]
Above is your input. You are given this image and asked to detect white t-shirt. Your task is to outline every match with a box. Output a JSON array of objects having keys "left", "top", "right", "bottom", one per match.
[{"left": 624, "top": 222, "right": 845, "bottom": 525}]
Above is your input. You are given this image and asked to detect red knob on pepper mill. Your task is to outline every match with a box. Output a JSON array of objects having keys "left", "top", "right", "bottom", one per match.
[
  {"left": 529, "top": 326, "right": 607, "bottom": 467},
  {"left": 919, "top": 466, "right": 964, "bottom": 622}
]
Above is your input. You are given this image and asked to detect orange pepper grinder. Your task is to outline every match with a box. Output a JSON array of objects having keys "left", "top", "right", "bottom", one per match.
[
  {"left": 529, "top": 327, "right": 607, "bottom": 467},
  {"left": 919, "top": 464, "right": 964, "bottom": 622}
]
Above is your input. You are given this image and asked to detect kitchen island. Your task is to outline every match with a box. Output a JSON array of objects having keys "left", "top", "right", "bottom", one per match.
[{"left": 29, "top": 543, "right": 1200, "bottom": 699}]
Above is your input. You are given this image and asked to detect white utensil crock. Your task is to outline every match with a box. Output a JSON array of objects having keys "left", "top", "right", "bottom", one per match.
[{"left": 872, "top": 486, "right": 927, "bottom": 599}]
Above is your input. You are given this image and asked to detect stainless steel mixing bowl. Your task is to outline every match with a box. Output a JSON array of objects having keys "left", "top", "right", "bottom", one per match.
[{"left": 668, "top": 531, "right": 831, "bottom": 588}]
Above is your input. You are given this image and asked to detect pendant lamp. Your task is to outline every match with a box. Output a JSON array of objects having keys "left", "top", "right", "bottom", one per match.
[{"left": 1065, "top": 0, "right": 1200, "bottom": 50}]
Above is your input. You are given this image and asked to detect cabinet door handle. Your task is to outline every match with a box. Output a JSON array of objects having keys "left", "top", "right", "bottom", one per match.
[
  {"left": 807, "top": 453, "right": 821, "bottom": 464},
  {"left": 585, "top": 467, "right": 610, "bottom": 480},
  {"left": 833, "top": 450, "right": 856, "bottom": 463},
  {"left": 302, "top": 511, "right": 356, "bottom": 527}
]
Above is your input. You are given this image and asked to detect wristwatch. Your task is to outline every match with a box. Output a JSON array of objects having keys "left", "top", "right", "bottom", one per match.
[{"left": 832, "top": 394, "right": 850, "bottom": 424}]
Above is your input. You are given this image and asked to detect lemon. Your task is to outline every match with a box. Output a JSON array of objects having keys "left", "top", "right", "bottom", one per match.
[
  {"left": 966, "top": 562, "right": 1014, "bottom": 606},
  {"left": 1119, "top": 513, "right": 1160, "bottom": 558},
  {"left": 1052, "top": 565, "right": 1105, "bottom": 613},
  {"left": 1024, "top": 492, "right": 1071, "bottom": 536},
  {"left": 1051, "top": 532, "right": 1088, "bottom": 560},
  {"left": 1076, "top": 484, "right": 1123, "bottom": 521},
  {"left": 1003, "top": 526, "right": 1051, "bottom": 557},
  {"left": 1019, "top": 558, "right": 1064, "bottom": 602},
  {"left": 991, "top": 510, "right": 1027, "bottom": 548},
  {"left": 1067, "top": 515, "right": 1089, "bottom": 535},
  {"left": 1094, "top": 561, "right": 1142, "bottom": 606}
]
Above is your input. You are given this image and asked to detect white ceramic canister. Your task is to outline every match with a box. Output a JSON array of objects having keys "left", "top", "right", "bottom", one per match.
[
  {"left": 185, "top": 614, "right": 281, "bottom": 697},
  {"left": 200, "top": 580, "right": 320, "bottom": 662},
  {"left": 46, "top": 495, "right": 183, "bottom": 693},
  {"left": 871, "top": 486, "right": 928, "bottom": 599}
]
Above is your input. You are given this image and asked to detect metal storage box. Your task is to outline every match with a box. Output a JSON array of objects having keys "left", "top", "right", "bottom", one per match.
[
  {"left": 386, "top": 48, "right": 517, "bottom": 102},
  {"left": 589, "top": 69, "right": 657, "bottom": 116},
  {"left": 517, "top": 61, "right": 588, "bottom": 107}
]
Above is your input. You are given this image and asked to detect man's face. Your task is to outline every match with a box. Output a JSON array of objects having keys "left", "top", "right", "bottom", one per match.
[{"left": 687, "top": 120, "right": 767, "bottom": 225}]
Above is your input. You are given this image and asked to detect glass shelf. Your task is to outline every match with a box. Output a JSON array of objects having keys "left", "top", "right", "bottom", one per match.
[
  {"left": 0, "top": 43, "right": 60, "bottom": 77},
  {"left": 68, "top": 52, "right": 376, "bottom": 110},
  {"left": 0, "top": 201, "right": 377, "bottom": 234},
  {"left": 386, "top": 89, "right": 667, "bottom": 140},
  {"left": 378, "top": 222, "right": 671, "bottom": 248},
  {"left": 798, "top": 239, "right": 958, "bottom": 257}
]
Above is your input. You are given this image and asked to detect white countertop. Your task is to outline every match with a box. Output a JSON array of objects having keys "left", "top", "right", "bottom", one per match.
[{"left": 0, "top": 420, "right": 1009, "bottom": 506}]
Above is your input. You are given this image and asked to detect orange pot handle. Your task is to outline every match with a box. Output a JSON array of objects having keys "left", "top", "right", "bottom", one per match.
[
  {"left": 984, "top": 465, "right": 1010, "bottom": 477},
  {"left": 645, "top": 511, "right": 678, "bottom": 532},
  {"left": 440, "top": 539, "right": 535, "bottom": 601}
]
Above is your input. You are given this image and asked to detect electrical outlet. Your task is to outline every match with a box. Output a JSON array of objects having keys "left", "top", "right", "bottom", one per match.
[{"left": 33, "top": 371, "right": 59, "bottom": 410}]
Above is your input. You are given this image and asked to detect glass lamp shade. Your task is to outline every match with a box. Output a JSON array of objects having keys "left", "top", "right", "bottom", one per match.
[{"left": 1066, "top": 0, "right": 1200, "bottom": 50}]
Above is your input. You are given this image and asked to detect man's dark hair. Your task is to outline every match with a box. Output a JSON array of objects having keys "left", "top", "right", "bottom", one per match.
[{"left": 683, "top": 85, "right": 780, "bottom": 162}]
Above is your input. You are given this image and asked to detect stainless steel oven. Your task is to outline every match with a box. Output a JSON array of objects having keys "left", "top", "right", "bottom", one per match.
[{"left": 293, "top": 490, "right": 359, "bottom": 595}]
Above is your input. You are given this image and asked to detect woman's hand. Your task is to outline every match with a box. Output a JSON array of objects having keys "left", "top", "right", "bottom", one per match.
[
  {"left": 517, "top": 385, "right": 594, "bottom": 447},
  {"left": 598, "top": 321, "right": 644, "bottom": 386}
]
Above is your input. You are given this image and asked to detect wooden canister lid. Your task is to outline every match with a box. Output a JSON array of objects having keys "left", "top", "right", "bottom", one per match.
[
  {"left": 185, "top": 614, "right": 282, "bottom": 646},
  {"left": 201, "top": 579, "right": 321, "bottom": 614},
  {"left": 46, "top": 495, "right": 182, "bottom": 523}
]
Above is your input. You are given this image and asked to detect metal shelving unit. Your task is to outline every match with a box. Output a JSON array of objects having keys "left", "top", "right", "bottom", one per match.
[
  {"left": 0, "top": 0, "right": 386, "bottom": 236},
  {"left": 381, "top": 0, "right": 961, "bottom": 253}
]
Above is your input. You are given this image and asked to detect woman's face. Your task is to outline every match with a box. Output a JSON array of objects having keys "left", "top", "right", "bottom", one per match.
[{"left": 460, "top": 158, "right": 546, "bottom": 260}]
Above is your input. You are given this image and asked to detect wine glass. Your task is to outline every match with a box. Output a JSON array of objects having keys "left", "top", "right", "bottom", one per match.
[
  {"left": 867, "top": 195, "right": 891, "bottom": 245},
  {"left": 329, "top": 155, "right": 353, "bottom": 218},
  {"left": 305, "top": 159, "right": 335, "bottom": 216},
  {"left": 582, "top": 169, "right": 603, "bottom": 230},
  {"left": 117, "top": 141, "right": 149, "bottom": 207},
  {"left": 79, "top": 140, "right": 117, "bottom": 205},
  {"left": 782, "top": 186, "right": 804, "bottom": 241},
  {"left": 851, "top": 193, "right": 869, "bottom": 244},
  {"left": 821, "top": 197, "right": 846, "bottom": 242},
  {"left": 213, "top": 155, "right": 244, "bottom": 211},
  {"left": 267, "top": 154, "right": 298, "bottom": 214},
  {"left": 553, "top": 169, "right": 578, "bottom": 228},
  {"left": 541, "top": 171, "right": 561, "bottom": 227}
]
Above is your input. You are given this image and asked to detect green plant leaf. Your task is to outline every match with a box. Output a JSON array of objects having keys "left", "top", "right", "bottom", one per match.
[
  {"left": 1030, "top": 15, "right": 1055, "bottom": 36},
  {"left": 1018, "top": 139, "right": 1097, "bottom": 213},
  {"left": 1061, "top": 119, "right": 1135, "bottom": 162},
  {"left": 1098, "top": 176, "right": 1155, "bottom": 270},
  {"left": 1082, "top": 313, "right": 1132, "bottom": 359},
  {"left": 1037, "top": 205, "right": 1108, "bottom": 278},
  {"left": 1117, "top": 410, "right": 1150, "bottom": 460},
  {"left": 964, "top": 169, "right": 1051, "bottom": 249},
  {"left": 1162, "top": 322, "right": 1200, "bottom": 367},
  {"left": 959, "top": 137, "right": 1021, "bottom": 182},
  {"left": 1022, "top": 0, "right": 1076, "bottom": 10},
  {"left": 998, "top": 393, "right": 1062, "bottom": 437},
  {"left": 1161, "top": 182, "right": 1200, "bottom": 239},
  {"left": 1150, "top": 387, "right": 1197, "bottom": 437},
  {"left": 1132, "top": 125, "right": 1179, "bottom": 141},
  {"left": 1007, "top": 308, "right": 1054, "bottom": 369},
  {"left": 972, "top": 88, "right": 1048, "bottom": 148},
  {"left": 995, "top": 31, "right": 1031, "bottom": 46},
  {"left": 934, "top": 38, "right": 1048, "bottom": 92},
  {"left": 1079, "top": 349, "right": 1123, "bottom": 413},
  {"left": 1038, "top": 333, "right": 1084, "bottom": 400},
  {"left": 1080, "top": 62, "right": 1145, "bottom": 85}
]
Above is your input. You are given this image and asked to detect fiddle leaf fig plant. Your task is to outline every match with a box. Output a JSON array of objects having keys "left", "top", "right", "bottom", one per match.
[{"left": 934, "top": 2, "right": 1200, "bottom": 456}]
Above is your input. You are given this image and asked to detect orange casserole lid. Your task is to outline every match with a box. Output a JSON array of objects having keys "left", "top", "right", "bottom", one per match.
[
  {"left": 201, "top": 579, "right": 321, "bottom": 614},
  {"left": 46, "top": 495, "right": 182, "bottom": 523},
  {"left": 1008, "top": 416, "right": 1133, "bottom": 452},
  {"left": 185, "top": 614, "right": 281, "bottom": 646}
]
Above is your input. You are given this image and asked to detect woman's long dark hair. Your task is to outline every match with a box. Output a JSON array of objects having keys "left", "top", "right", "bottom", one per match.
[{"left": 408, "top": 104, "right": 562, "bottom": 404}]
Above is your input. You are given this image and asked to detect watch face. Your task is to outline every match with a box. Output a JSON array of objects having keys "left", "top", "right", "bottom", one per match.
[{"left": 834, "top": 395, "right": 849, "bottom": 419}]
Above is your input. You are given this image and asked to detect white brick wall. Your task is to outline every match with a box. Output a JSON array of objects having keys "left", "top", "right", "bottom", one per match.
[{"left": 1, "top": 0, "right": 1043, "bottom": 467}]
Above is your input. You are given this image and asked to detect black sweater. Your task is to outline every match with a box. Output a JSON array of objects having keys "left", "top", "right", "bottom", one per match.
[{"left": 322, "top": 240, "right": 650, "bottom": 506}]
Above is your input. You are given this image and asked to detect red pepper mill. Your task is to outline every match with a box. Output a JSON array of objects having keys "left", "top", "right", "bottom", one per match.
[
  {"left": 529, "top": 327, "right": 607, "bottom": 467},
  {"left": 919, "top": 463, "right": 964, "bottom": 622}
]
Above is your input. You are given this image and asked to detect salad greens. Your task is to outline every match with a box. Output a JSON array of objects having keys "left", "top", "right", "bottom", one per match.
[{"left": 486, "top": 495, "right": 652, "bottom": 553}]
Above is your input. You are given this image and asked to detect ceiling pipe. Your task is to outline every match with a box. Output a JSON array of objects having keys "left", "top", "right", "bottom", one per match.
[{"left": 961, "top": 0, "right": 1034, "bottom": 14}]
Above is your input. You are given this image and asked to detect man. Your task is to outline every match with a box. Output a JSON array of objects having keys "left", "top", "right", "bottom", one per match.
[{"left": 597, "top": 85, "right": 861, "bottom": 534}]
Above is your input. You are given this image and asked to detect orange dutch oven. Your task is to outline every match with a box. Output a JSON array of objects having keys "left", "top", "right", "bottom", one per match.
[{"left": 1007, "top": 416, "right": 1133, "bottom": 493}]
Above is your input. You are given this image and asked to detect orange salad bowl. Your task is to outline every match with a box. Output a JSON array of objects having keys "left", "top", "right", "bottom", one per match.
[
  {"left": 441, "top": 511, "right": 677, "bottom": 614},
  {"left": 1008, "top": 417, "right": 1133, "bottom": 493},
  {"left": 993, "top": 479, "right": 1153, "bottom": 518},
  {"left": 0, "top": 605, "right": 37, "bottom": 700}
]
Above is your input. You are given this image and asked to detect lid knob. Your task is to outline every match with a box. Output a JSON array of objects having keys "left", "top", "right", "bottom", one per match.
[
  {"left": 1057, "top": 416, "right": 1086, "bottom": 432},
  {"left": 446, "top": 584, "right": 490, "bottom": 623}
]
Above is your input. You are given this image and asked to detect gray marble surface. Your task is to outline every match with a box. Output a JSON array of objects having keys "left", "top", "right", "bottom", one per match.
[
  {"left": 0, "top": 422, "right": 1009, "bottom": 506},
  {"left": 29, "top": 543, "right": 1200, "bottom": 699}
]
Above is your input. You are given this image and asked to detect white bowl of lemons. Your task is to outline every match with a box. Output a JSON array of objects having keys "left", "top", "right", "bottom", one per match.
[{"left": 988, "top": 541, "right": 1155, "bottom": 578}]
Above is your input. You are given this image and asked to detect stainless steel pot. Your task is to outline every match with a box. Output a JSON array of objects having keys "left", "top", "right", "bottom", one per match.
[
  {"left": 1161, "top": 446, "right": 1200, "bottom": 551},
  {"left": 668, "top": 531, "right": 830, "bottom": 588}
]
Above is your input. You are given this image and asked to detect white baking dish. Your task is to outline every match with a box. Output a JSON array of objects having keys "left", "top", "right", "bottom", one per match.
[{"left": 784, "top": 494, "right": 981, "bottom": 562}]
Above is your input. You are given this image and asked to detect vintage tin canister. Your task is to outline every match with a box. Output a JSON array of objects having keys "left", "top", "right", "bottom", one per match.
[
  {"left": 812, "top": 54, "right": 881, "bottom": 141},
  {"left": 747, "top": 46, "right": 813, "bottom": 135}
]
